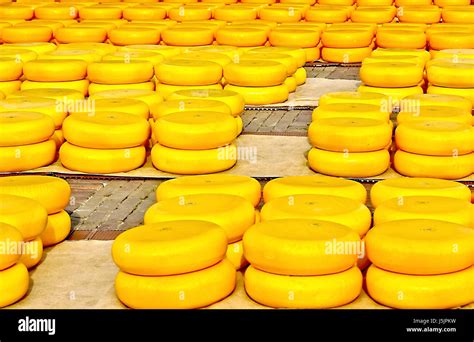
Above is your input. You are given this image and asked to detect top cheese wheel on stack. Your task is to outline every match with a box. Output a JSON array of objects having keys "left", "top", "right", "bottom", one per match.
[
  {"left": 0, "top": 111, "right": 55, "bottom": 147},
  {"left": 396, "top": 105, "right": 472, "bottom": 125},
  {"left": 87, "top": 60, "right": 154, "bottom": 85},
  {"left": 350, "top": 6, "right": 396, "bottom": 23},
  {"left": 322, "top": 28, "right": 373, "bottom": 48},
  {"left": 150, "top": 98, "right": 231, "bottom": 119},
  {"left": 263, "top": 175, "right": 367, "bottom": 204},
  {"left": 260, "top": 194, "right": 371, "bottom": 236},
  {"left": 397, "top": 6, "right": 442, "bottom": 24},
  {"left": 400, "top": 93, "right": 472, "bottom": 116},
  {"left": 427, "top": 61, "right": 474, "bottom": 88},
  {"left": 376, "top": 28, "right": 427, "bottom": 49},
  {"left": 155, "top": 60, "right": 222, "bottom": 86},
  {"left": 441, "top": 6, "right": 474, "bottom": 23},
  {"left": 269, "top": 28, "right": 320, "bottom": 48},
  {"left": 162, "top": 27, "right": 214, "bottom": 46},
  {"left": 0, "top": 175, "right": 70, "bottom": 214},
  {"left": 112, "top": 221, "right": 228, "bottom": 276},
  {"left": 360, "top": 62, "right": 424, "bottom": 88},
  {"left": 370, "top": 177, "right": 471, "bottom": 207},
  {"left": 223, "top": 60, "right": 287, "bottom": 87},
  {"left": 312, "top": 103, "right": 390, "bottom": 122},
  {"left": 144, "top": 194, "right": 255, "bottom": 243},
  {"left": 319, "top": 91, "right": 389, "bottom": 109},
  {"left": 23, "top": 59, "right": 88, "bottom": 82},
  {"left": 156, "top": 175, "right": 262, "bottom": 207},
  {"left": 305, "top": 7, "right": 348, "bottom": 23},
  {"left": 216, "top": 27, "right": 268, "bottom": 47},
  {"left": 371, "top": 47, "right": 431, "bottom": 63},
  {"left": 243, "top": 219, "right": 361, "bottom": 275}
]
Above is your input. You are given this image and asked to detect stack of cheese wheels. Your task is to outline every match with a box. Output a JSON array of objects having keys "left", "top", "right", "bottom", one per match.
[
  {"left": 22, "top": 59, "right": 89, "bottom": 96},
  {"left": 154, "top": 58, "right": 223, "bottom": 99},
  {"left": 0, "top": 175, "right": 72, "bottom": 248},
  {"left": 0, "top": 194, "right": 48, "bottom": 270},
  {"left": 0, "top": 110, "right": 56, "bottom": 171},
  {"left": 243, "top": 219, "right": 363, "bottom": 308},
  {"left": 359, "top": 59, "right": 425, "bottom": 106},
  {"left": 366, "top": 219, "right": 474, "bottom": 309},
  {"left": 144, "top": 193, "right": 256, "bottom": 245},
  {"left": 0, "top": 223, "right": 29, "bottom": 308},
  {"left": 87, "top": 60, "right": 154, "bottom": 95},
  {"left": 309, "top": 92, "right": 392, "bottom": 178},
  {"left": 427, "top": 59, "right": 474, "bottom": 107},
  {"left": 60, "top": 111, "right": 149, "bottom": 174},
  {"left": 321, "top": 24, "right": 375, "bottom": 63},
  {"left": 397, "top": 93, "right": 472, "bottom": 125},
  {"left": 112, "top": 220, "right": 236, "bottom": 309},
  {"left": 0, "top": 57, "right": 23, "bottom": 97},
  {"left": 394, "top": 120, "right": 473, "bottom": 179},
  {"left": 156, "top": 174, "right": 262, "bottom": 270}
]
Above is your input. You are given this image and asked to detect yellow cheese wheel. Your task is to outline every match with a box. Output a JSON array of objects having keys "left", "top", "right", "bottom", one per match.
[
  {"left": 245, "top": 265, "right": 362, "bottom": 308},
  {"left": 79, "top": 5, "right": 122, "bottom": 20},
  {"left": 0, "top": 57, "right": 22, "bottom": 82},
  {"left": 23, "top": 59, "right": 87, "bottom": 82},
  {"left": 321, "top": 46, "right": 372, "bottom": 63},
  {"left": 397, "top": 105, "right": 472, "bottom": 125},
  {"left": 312, "top": 103, "right": 390, "bottom": 122},
  {"left": 89, "top": 82, "right": 155, "bottom": 95},
  {"left": 401, "top": 93, "right": 472, "bottom": 114},
  {"left": 294, "top": 67, "right": 306, "bottom": 85},
  {"left": 88, "top": 60, "right": 154, "bottom": 85},
  {"left": 0, "top": 139, "right": 56, "bottom": 172},
  {"left": 240, "top": 52, "right": 297, "bottom": 75},
  {"left": 358, "top": 84, "right": 424, "bottom": 103},
  {"left": 259, "top": 7, "right": 303, "bottom": 22},
  {"left": 115, "top": 259, "right": 236, "bottom": 309},
  {"left": 376, "top": 29, "right": 426, "bottom": 49},
  {"left": 162, "top": 27, "right": 214, "bottom": 46},
  {"left": 370, "top": 177, "right": 471, "bottom": 207},
  {"left": 394, "top": 150, "right": 473, "bottom": 179},
  {"left": 224, "top": 84, "right": 288, "bottom": 105},
  {"left": 156, "top": 174, "right": 261, "bottom": 207},
  {"left": 381, "top": 22, "right": 428, "bottom": 31},
  {"left": 112, "top": 221, "right": 227, "bottom": 276},
  {"left": 9, "top": 88, "right": 84, "bottom": 102},
  {"left": 55, "top": 27, "right": 107, "bottom": 43},
  {"left": 350, "top": 6, "right": 396, "bottom": 23},
  {"left": 19, "top": 237, "right": 43, "bottom": 269},
  {"left": 309, "top": 118, "right": 392, "bottom": 152},
  {"left": 319, "top": 91, "right": 389, "bottom": 109},
  {"left": 0, "top": 176, "right": 70, "bottom": 215},
  {"left": 0, "top": 263, "right": 29, "bottom": 308},
  {"left": 34, "top": 4, "right": 78, "bottom": 20},
  {"left": 396, "top": 121, "right": 473, "bottom": 156},
  {"left": 308, "top": 147, "right": 390, "bottom": 178},
  {"left": 360, "top": 62, "right": 423, "bottom": 88},
  {"left": 154, "top": 111, "right": 237, "bottom": 150},
  {"left": 184, "top": 45, "right": 241, "bottom": 61},
  {"left": 123, "top": 6, "right": 167, "bottom": 20},
  {"left": 436, "top": 0, "right": 471, "bottom": 6},
  {"left": 169, "top": 52, "right": 232, "bottom": 68},
  {"left": 427, "top": 61, "right": 474, "bottom": 88},
  {"left": 260, "top": 195, "right": 371, "bottom": 237},
  {"left": 366, "top": 264, "right": 474, "bottom": 309},
  {"left": 70, "top": 98, "right": 149, "bottom": 119},
  {"left": 151, "top": 142, "right": 237, "bottom": 175},
  {"left": 442, "top": 7, "right": 474, "bottom": 23},
  {"left": 427, "top": 85, "right": 474, "bottom": 106},
  {"left": 374, "top": 196, "right": 473, "bottom": 227},
  {"left": 59, "top": 142, "right": 146, "bottom": 174},
  {"left": 322, "top": 29, "right": 373, "bottom": 48},
  {"left": 56, "top": 42, "right": 117, "bottom": 56},
  {"left": 63, "top": 112, "right": 150, "bottom": 149},
  {"left": 155, "top": 60, "right": 222, "bottom": 86},
  {"left": 269, "top": 28, "right": 320, "bottom": 48},
  {"left": 244, "top": 218, "right": 360, "bottom": 275},
  {"left": 2, "top": 25, "right": 52, "bottom": 43},
  {"left": 0, "top": 112, "right": 55, "bottom": 147},
  {"left": 150, "top": 99, "right": 231, "bottom": 119},
  {"left": 213, "top": 6, "right": 258, "bottom": 21},
  {"left": 67, "top": 22, "right": 118, "bottom": 35},
  {"left": 157, "top": 83, "right": 222, "bottom": 99},
  {"left": 144, "top": 193, "right": 254, "bottom": 243},
  {"left": 226, "top": 240, "right": 248, "bottom": 270},
  {"left": 21, "top": 80, "right": 90, "bottom": 97},
  {"left": 431, "top": 49, "right": 474, "bottom": 62},
  {"left": 223, "top": 60, "right": 286, "bottom": 87},
  {"left": 0, "top": 5, "right": 34, "bottom": 20},
  {"left": 90, "top": 89, "right": 162, "bottom": 109},
  {"left": 430, "top": 32, "right": 474, "bottom": 50},
  {"left": 216, "top": 27, "right": 267, "bottom": 47},
  {"left": 168, "top": 6, "right": 212, "bottom": 21},
  {"left": 0, "top": 97, "right": 66, "bottom": 128},
  {"left": 263, "top": 175, "right": 367, "bottom": 204},
  {"left": 366, "top": 219, "right": 474, "bottom": 274},
  {"left": 398, "top": 6, "right": 441, "bottom": 24},
  {"left": 40, "top": 210, "right": 71, "bottom": 247},
  {"left": 0, "top": 222, "right": 24, "bottom": 270},
  {"left": 371, "top": 47, "right": 431, "bottom": 63},
  {"left": 39, "top": 49, "right": 101, "bottom": 63},
  {"left": 305, "top": 7, "right": 348, "bottom": 23},
  {"left": 167, "top": 88, "right": 245, "bottom": 116},
  {"left": 0, "top": 48, "right": 37, "bottom": 63},
  {"left": 109, "top": 27, "right": 161, "bottom": 46},
  {"left": 20, "top": 21, "right": 64, "bottom": 35}
]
